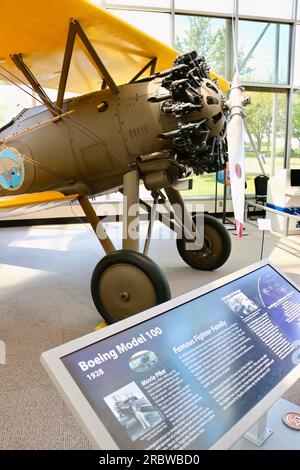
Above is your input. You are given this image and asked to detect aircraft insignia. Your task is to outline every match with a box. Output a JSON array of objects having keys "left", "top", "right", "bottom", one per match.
[{"left": 0, "top": 147, "right": 25, "bottom": 191}]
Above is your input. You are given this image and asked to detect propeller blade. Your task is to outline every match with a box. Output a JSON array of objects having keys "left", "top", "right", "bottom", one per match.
[{"left": 227, "top": 72, "right": 246, "bottom": 238}]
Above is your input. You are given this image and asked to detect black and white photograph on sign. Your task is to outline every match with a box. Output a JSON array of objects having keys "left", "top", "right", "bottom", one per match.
[
  {"left": 223, "top": 290, "right": 259, "bottom": 316},
  {"left": 129, "top": 350, "right": 158, "bottom": 373},
  {"left": 104, "top": 382, "right": 163, "bottom": 441}
]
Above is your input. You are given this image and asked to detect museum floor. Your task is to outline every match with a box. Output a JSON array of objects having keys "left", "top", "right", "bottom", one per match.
[{"left": 0, "top": 220, "right": 299, "bottom": 450}]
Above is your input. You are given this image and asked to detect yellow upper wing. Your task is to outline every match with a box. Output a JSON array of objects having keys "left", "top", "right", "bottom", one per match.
[
  {"left": 0, "top": 0, "right": 177, "bottom": 94},
  {"left": 0, "top": 0, "right": 229, "bottom": 94}
]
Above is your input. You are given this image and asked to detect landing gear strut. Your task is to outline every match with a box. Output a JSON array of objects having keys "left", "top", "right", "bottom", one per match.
[
  {"left": 78, "top": 168, "right": 172, "bottom": 324},
  {"left": 164, "top": 187, "right": 232, "bottom": 271}
]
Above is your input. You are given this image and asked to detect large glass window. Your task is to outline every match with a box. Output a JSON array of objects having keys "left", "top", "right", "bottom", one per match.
[
  {"left": 245, "top": 91, "right": 287, "bottom": 193},
  {"left": 90, "top": 0, "right": 105, "bottom": 6},
  {"left": 239, "top": 0, "right": 294, "bottom": 20},
  {"left": 182, "top": 92, "right": 286, "bottom": 197},
  {"left": 182, "top": 175, "right": 219, "bottom": 198},
  {"left": 291, "top": 92, "right": 300, "bottom": 170},
  {"left": 294, "top": 25, "right": 300, "bottom": 86},
  {"left": 111, "top": 9, "right": 171, "bottom": 44},
  {"left": 0, "top": 84, "right": 35, "bottom": 127},
  {"left": 175, "top": 15, "right": 228, "bottom": 77},
  {"left": 106, "top": 1, "right": 170, "bottom": 7},
  {"left": 175, "top": 0, "right": 234, "bottom": 14},
  {"left": 0, "top": 85, "right": 79, "bottom": 127},
  {"left": 238, "top": 21, "right": 290, "bottom": 84}
]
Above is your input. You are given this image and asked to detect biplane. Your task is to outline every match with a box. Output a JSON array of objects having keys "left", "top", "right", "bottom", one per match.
[{"left": 0, "top": 0, "right": 248, "bottom": 323}]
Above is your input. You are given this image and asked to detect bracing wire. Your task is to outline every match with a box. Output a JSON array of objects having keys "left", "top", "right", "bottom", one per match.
[
  {"left": 0, "top": 62, "right": 127, "bottom": 182},
  {"left": 0, "top": 68, "right": 102, "bottom": 146},
  {"left": 69, "top": 199, "right": 97, "bottom": 236},
  {"left": 0, "top": 64, "right": 126, "bottom": 159}
]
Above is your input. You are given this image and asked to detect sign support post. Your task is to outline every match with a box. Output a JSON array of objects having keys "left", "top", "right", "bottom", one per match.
[{"left": 244, "top": 413, "right": 273, "bottom": 447}]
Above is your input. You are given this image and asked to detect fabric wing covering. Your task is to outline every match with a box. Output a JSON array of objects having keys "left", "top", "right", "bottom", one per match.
[
  {"left": 0, "top": 0, "right": 229, "bottom": 94},
  {"left": 0, "top": 191, "right": 78, "bottom": 219}
]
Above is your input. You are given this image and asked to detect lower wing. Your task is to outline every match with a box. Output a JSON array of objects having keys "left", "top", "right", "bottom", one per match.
[{"left": 0, "top": 191, "right": 79, "bottom": 220}]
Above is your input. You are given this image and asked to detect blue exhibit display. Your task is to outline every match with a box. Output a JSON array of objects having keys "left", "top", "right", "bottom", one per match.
[{"left": 62, "top": 265, "right": 300, "bottom": 450}]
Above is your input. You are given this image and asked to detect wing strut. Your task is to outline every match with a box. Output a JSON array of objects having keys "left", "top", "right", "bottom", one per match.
[
  {"left": 56, "top": 19, "right": 119, "bottom": 109},
  {"left": 129, "top": 57, "right": 157, "bottom": 83},
  {"left": 10, "top": 54, "right": 58, "bottom": 116},
  {"left": 77, "top": 195, "right": 116, "bottom": 254}
]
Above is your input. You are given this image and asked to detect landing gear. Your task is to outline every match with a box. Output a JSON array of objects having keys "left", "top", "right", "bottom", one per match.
[
  {"left": 163, "top": 187, "right": 232, "bottom": 271},
  {"left": 91, "top": 250, "right": 171, "bottom": 324},
  {"left": 176, "top": 214, "right": 232, "bottom": 271},
  {"left": 78, "top": 170, "right": 231, "bottom": 324}
]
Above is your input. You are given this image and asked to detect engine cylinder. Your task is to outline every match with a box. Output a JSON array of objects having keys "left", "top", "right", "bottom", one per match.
[{"left": 154, "top": 51, "right": 230, "bottom": 175}]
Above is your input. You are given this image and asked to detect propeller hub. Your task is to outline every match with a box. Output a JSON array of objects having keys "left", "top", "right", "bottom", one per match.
[{"left": 243, "top": 96, "right": 251, "bottom": 107}]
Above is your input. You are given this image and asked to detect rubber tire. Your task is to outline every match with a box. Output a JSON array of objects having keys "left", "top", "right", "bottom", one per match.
[
  {"left": 91, "top": 250, "right": 171, "bottom": 324},
  {"left": 176, "top": 214, "right": 232, "bottom": 271}
]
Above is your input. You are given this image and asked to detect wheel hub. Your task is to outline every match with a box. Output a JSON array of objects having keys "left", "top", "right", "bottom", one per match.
[
  {"left": 99, "top": 263, "right": 157, "bottom": 319},
  {"left": 120, "top": 291, "right": 130, "bottom": 302}
]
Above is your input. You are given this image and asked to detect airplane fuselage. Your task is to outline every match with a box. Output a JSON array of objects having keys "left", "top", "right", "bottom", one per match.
[
  {"left": 0, "top": 78, "right": 173, "bottom": 197},
  {"left": 0, "top": 52, "right": 229, "bottom": 198}
]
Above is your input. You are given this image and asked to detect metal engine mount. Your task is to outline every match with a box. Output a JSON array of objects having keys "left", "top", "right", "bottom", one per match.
[{"left": 156, "top": 51, "right": 229, "bottom": 175}]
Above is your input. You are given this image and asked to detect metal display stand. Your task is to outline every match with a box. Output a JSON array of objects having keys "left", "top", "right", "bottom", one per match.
[
  {"left": 245, "top": 201, "right": 300, "bottom": 260},
  {"left": 244, "top": 413, "right": 273, "bottom": 447},
  {"left": 214, "top": 172, "right": 235, "bottom": 230},
  {"left": 222, "top": 183, "right": 236, "bottom": 230},
  {"left": 233, "top": 399, "right": 300, "bottom": 450}
]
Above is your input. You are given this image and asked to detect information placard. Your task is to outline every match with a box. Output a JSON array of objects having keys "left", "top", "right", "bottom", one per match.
[{"left": 56, "top": 264, "right": 300, "bottom": 450}]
